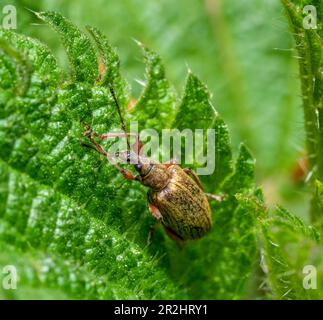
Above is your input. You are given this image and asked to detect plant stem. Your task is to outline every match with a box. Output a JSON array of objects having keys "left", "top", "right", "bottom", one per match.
[{"left": 281, "top": 0, "right": 323, "bottom": 226}]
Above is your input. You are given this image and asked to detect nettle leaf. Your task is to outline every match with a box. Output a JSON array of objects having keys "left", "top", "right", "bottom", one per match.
[
  {"left": 0, "top": 38, "right": 31, "bottom": 95},
  {"left": 0, "top": 244, "right": 70, "bottom": 299},
  {"left": 36, "top": 11, "right": 98, "bottom": 83},
  {"left": 316, "top": 180, "right": 323, "bottom": 210},
  {"left": 0, "top": 10, "right": 320, "bottom": 300},
  {"left": 222, "top": 144, "right": 255, "bottom": 194},
  {"left": 273, "top": 206, "right": 320, "bottom": 242},
  {"left": 129, "top": 43, "right": 177, "bottom": 131},
  {"left": 0, "top": 168, "right": 179, "bottom": 299},
  {"left": 85, "top": 25, "right": 130, "bottom": 106},
  {"left": 237, "top": 194, "right": 322, "bottom": 299},
  {"left": 0, "top": 13, "right": 182, "bottom": 299},
  {"left": 173, "top": 72, "right": 233, "bottom": 192}
]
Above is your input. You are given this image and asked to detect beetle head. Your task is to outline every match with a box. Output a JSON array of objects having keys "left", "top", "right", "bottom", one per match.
[
  {"left": 115, "top": 150, "right": 169, "bottom": 190},
  {"left": 134, "top": 161, "right": 152, "bottom": 177}
]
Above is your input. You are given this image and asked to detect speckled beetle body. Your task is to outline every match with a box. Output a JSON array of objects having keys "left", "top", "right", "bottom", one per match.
[{"left": 147, "top": 164, "right": 212, "bottom": 241}]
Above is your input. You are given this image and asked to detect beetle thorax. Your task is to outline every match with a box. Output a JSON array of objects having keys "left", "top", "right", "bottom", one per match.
[{"left": 140, "top": 163, "right": 170, "bottom": 191}]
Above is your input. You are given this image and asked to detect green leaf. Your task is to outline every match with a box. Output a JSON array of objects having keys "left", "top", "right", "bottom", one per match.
[
  {"left": 222, "top": 143, "right": 255, "bottom": 194},
  {"left": 174, "top": 72, "right": 215, "bottom": 130},
  {"left": 0, "top": 38, "right": 30, "bottom": 95},
  {"left": 237, "top": 193, "right": 321, "bottom": 299},
  {"left": 260, "top": 223, "right": 304, "bottom": 299},
  {"left": 209, "top": 200, "right": 257, "bottom": 299},
  {"left": 273, "top": 205, "right": 320, "bottom": 242},
  {"left": 0, "top": 245, "right": 71, "bottom": 299},
  {"left": 129, "top": 43, "right": 177, "bottom": 131},
  {"left": 173, "top": 72, "right": 233, "bottom": 191},
  {"left": 0, "top": 14, "right": 182, "bottom": 299},
  {"left": 1, "top": 9, "right": 321, "bottom": 300},
  {"left": 316, "top": 180, "right": 323, "bottom": 207},
  {"left": 36, "top": 11, "right": 98, "bottom": 83},
  {"left": 0, "top": 166, "right": 181, "bottom": 299},
  {"left": 85, "top": 25, "right": 130, "bottom": 106},
  {"left": 315, "top": 179, "right": 323, "bottom": 229}
]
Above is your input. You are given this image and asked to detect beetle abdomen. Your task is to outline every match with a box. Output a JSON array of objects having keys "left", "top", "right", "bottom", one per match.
[{"left": 148, "top": 165, "right": 212, "bottom": 240}]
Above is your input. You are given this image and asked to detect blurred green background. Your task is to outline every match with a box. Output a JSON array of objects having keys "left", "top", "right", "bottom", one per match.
[{"left": 0, "top": 0, "right": 307, "bottom": 215}]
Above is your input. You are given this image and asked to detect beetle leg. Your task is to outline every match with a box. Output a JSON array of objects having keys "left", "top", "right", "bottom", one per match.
[
  {"left": 163, "top": 224, "right": 185, "bottom": 249},
  {"left": 147, "top": 223, "right": 160, "bottom": 246},
  {"left": 83, "top": 123, "right": 136, "bottom": 142},
  {"left": 148, "top": 202, "right": 163, "bottom": 220},
  {"left": 82, "top": 127, "right": 138, "bottom": 181},
  {"left": 163, "top": 158, "right": 178, "bottom": 169},
  {"left": 93, "top": 131, "right": 138, "bottom": 141},
  {"left": 183, "top": 167, "right": 204, "bottom": 190},
  {"left": 147, "top": 203, "right": 163, "bottom": 245},
  {"left": 205, "top": 193, "right": 225, "bottom": 202},
  {"left": 83, "top": 123, "right": 144, "bottom": 157},
  {"left": 147, "top": 202, "right": 184, "bottom": 248}
]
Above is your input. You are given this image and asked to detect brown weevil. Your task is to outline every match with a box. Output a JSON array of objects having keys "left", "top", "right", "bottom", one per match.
[{"left": 82, "top": 84, "right": 223, "bottom": 247}]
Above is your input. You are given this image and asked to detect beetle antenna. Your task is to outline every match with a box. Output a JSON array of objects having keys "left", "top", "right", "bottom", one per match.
[{"left": 108, "top": 83, "right": 131, "bottom": 151}]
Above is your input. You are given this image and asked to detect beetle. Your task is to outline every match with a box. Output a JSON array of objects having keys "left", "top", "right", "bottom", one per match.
[{"left": 82, "top": 84, "right": 223, "bottom": 247}]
